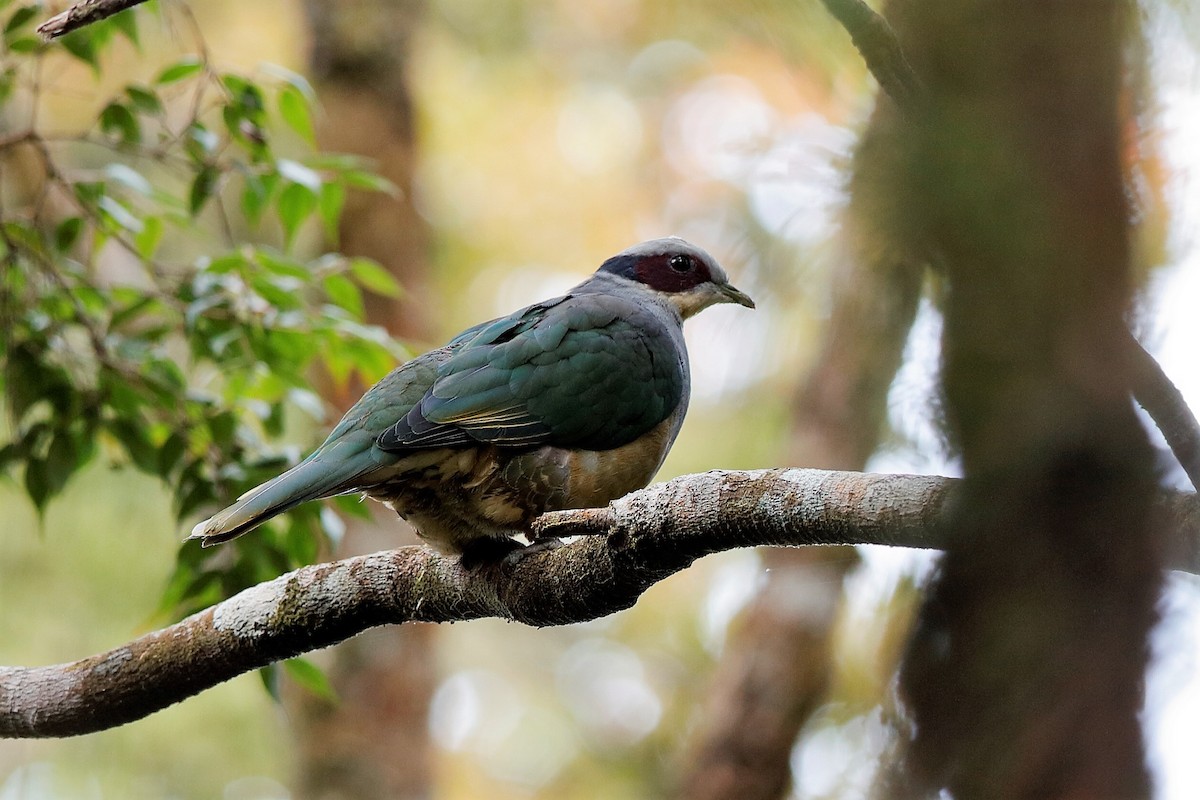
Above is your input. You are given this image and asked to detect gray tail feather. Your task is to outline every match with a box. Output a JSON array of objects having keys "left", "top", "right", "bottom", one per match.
[{"left": 187, "top": 454, "right": 372, "bottom": 547}]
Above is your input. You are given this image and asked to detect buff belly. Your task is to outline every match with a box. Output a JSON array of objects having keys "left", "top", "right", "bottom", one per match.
[{"left": 362, "top": 418, "right": 677, "bottom": 555}]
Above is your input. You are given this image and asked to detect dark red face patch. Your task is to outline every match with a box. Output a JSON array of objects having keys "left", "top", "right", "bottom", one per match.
[{"left": 631, "top": 252, "right": 713, "bottom": 293}]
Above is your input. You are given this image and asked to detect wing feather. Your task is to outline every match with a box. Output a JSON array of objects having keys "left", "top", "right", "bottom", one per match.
[{"left": 376, "top": 294, "right": 684, "bottom": 453}]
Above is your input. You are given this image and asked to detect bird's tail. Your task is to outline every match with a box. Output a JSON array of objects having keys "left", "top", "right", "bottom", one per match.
[{"left": 187, "top": 449, "right": 379, "bottom": 547}]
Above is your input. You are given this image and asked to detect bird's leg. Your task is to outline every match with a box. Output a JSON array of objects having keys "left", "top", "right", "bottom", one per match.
[
  {"left": 501, "top": 536, "right": 564, "bottom": 567},
  {"left": 457, "top": 536, "right": 526, "bottom": 570}
]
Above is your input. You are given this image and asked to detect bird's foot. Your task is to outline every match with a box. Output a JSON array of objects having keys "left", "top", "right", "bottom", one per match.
[
  {"left": 457, "top": 536, "right": 563, "bottom": 570},
  {"left": 457, "top": 536, "right": 524, "bottom": 571},
  {"left": 502, "top": 536, "right": 564, "bottom": 568}
]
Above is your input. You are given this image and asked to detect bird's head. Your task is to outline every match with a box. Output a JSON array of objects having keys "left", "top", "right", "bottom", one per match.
[{"left": 597, "top": 238, "right": 755, "bottom": 319}]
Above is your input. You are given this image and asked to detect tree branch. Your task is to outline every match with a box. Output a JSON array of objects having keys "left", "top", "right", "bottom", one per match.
[
  {"left": 818, "top": 0, "right": 922, "bottom": 113},
  {"left": 2, "top": 467, "right": 1198, "bottom": 739},
  {"left": 1128, "top": 331, "right": 1200, "bottom": 489},
  {"left": 37, "top": 0, "right": 150, "bottom": 40}
]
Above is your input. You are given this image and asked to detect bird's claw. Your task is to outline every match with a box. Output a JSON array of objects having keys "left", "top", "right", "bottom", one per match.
[{"left": 502, "top": 537, "right": 564, "bottom": 567}]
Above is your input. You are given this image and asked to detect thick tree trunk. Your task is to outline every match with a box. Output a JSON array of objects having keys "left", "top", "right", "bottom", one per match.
[
  {"left": 291, "top": 3, "right": 435, "bottom": 799},
  {"left": 893, "top": 2, "right": 1163, "bottom": 796}
]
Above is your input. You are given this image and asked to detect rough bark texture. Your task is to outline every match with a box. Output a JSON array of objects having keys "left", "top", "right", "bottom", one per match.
[
  {"left": 893, "top": 2, "right": 1164, "bottom": 797},
  {"left": 3, "top": 469, "right": 1198, "bottom": 740},
  {"left": 292, "top": 4, "right": 435, "bottom": 799},
  {"left": 672, "top": 79, "right": 924, "bottom": 800},
  {"left": 37, "top": 0, "right": 148, "bottom": 39}
]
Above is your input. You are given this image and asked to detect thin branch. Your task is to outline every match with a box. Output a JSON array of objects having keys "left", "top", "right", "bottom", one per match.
[
  {"left": 37, "top": 0, "right": 150, "bottom": 39},
  {"left": 817, "top": 0, "right": 922, "bottom": 113},
  {"left": 1129, "top": 331, "right": 1200, "bottom": 489},
  {"left": 2, "top": 468, "right": 1198, "bottom": 739}
]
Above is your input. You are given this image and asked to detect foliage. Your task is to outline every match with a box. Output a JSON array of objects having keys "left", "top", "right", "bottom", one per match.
[{"left": 0, "top": 1, "right": 404, "bottom": 618}]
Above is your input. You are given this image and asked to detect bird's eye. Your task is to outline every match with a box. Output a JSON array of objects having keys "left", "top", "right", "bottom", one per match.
[{"left": 669, "top": 254, "right": 692, "bottom": 273}]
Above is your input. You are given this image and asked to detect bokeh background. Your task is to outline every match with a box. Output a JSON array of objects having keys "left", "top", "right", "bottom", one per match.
[{"left": 2, "top": 1, "right": 1200, "bottom": 797}]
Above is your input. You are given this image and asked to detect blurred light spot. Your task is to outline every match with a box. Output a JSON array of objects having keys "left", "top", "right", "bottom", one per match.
[
  {"left": 556, "top": 84, "right": 644, "bottom": 175},
  {"left": 664, "top": 75, "right": 778, "bottom": 181},
  {"left": 1147, "top": 577, "right": 1200, "bottom": 800},
  {"left": 556, "top": 638, "right": 662, "bottom": 746},
  {"left": 747, "top": 114, "right": 853, "bottom": 248},
  {"left": 700, "top": 550, "right": 765, "bottom": 654},
  {"left": 0, "top": 763, "right": 61, "bottom": 800},
  {"left": 791, "top": 709, "right": 890, "bottom": 798},
  {"left": 556, "top": 0, "right": 642, "bottom": 41},
  {"left": 684, "top": 297, "right": 772, "bottom": 401},
  {"left": 867, "top": 298, "right": 959, "bottom": 478},
  {"left": 429, "top": 669, "right": 521, "bottom": 752},
  {"left": 412, "top": 156, "right": 492, "bottom": 231},
  {"left": 627, "top": 39, "right": 710, "bottom": 89},
  {"left": 483, "top": 706, "right": 579, "bottom": 788},
  {"left": 469, "top": 265, "right": 579, "bottom": 321}
]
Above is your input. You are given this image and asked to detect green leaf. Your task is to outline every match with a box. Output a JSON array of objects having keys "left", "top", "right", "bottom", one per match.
[
  {"left": 255, "top": 249, "right": 312, "bottom": 281},
  {"left": 134, "top": 215, "right": 163, "bottom": 259},
  {"left": 99, "top": 102, "right": 140, "bottom": 145},
  {"left": 7, "top": 35, "right": 41, "bottom": 53},
  {"left": 283, "top": 658, "right": 337, "bottom": 703},
  {"left": 189, "top": 166, "right": 219, "bottom": 216},
  {"left": 349, "top": 257, "right": 403, "bottom": 298},
  {"left": 0, "top": 66, "right": 16, "bottom": 105},
  {"left": 125, "top": 84, "right": 161, "bottom": 114},
  {"left": 158, "top": 431, "right": 187, "bottom": 475},
  {"left": 3, "top": 4, "right": 36, "bottom": 36},
  {"left": 260, "top": 663, "right": 282, "bottom": 702},
  {"left": 45, "top": 429, "right": 81, "bottom": 497},
  {"left": 58, "top": 28, "right": 99, "bottom": 71},
  {"left": 108, "top": 419, "right": 158, "bottom": 473},
  {"left": 241, "top": 172, "right": 276, "bottom": 225},
  {"left": 322, "top": 273, "right": 363, "bottom": 318},
  {"left": 342, "top": 170, "right": 400, "bottom": 196},
  {"left": 277, "top": 182, "right": 317, "bottom": 250},
  {"left": 222, "top": 74, "right": 265, "bottom": 113},
  {"left": 156, "top": 57, "right": 204, "bottom": 85},
  {"left": 54, "top": 217, "right": 83, "bottom": 253},
  {"left": 5, "top": 343, "right": 52, "bottom": 423},
  {"left": 110, "top": 293, "right": 158, "bottom": 330},
  {"left": 0, "top": 441, "right": 20, "bottom": 475},
  {"left": 278, "top": 85, "right": 316, "bottom": 145},
  {"left": 23, "top": 457, "right": 49, "bottom": 515},
  {"left": 318, "top": 182, "right": 344, "bottom": 243},
  {"left": 333, "top": 493, "right": 373, "bottom": 521},
  {"left": 185, "top": 123, "right": 219, "bottom": 161},
  {"left": 112, "top": 8, "right": 138, "bottom": 47},
  {"left": 175, "top": 469, "right": 214, "bottom": 521}
]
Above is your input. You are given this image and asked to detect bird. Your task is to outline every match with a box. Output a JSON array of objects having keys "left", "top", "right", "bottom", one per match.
[{"left": 188, "top": 237, "right": 754, "bottom": 564}]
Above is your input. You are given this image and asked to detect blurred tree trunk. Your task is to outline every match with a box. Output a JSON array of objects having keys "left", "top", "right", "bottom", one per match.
[
  {"left": 672, "top": 81, "right": 924, "bottom": 799},
  {"left": 289, "top": 3, "right": 436, "bottom": 799},
  {"left": 890, "top": 1, "right": 1163, "bottom": 796}
]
